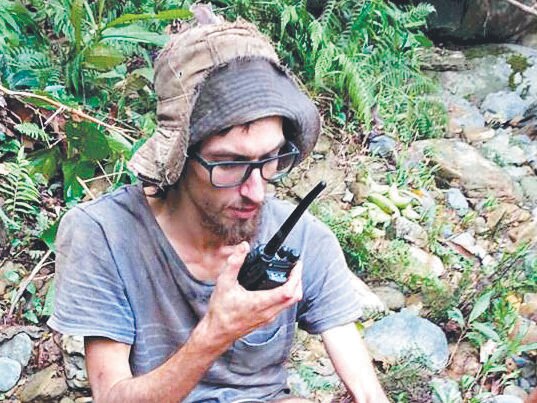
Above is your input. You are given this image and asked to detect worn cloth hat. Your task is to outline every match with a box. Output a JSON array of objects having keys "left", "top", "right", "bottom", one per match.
[
  {"left": 128, "top": 14, "right": 321, "bottom": 187},
  {"left": 190, "top": 58, "right": 319, "bottom": 157}
]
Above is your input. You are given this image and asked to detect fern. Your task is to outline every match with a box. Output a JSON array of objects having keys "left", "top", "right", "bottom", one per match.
[
  {"left": 14, "top": 122, "right": 51, "bottom": 143},
  {"left": 0, "top": 149, "right": 40, "bottom": 219}
]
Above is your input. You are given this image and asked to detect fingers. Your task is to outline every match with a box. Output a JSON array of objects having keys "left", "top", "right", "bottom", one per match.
[{"left": 219, "top": 242, "right": 250, "bottom": 285}]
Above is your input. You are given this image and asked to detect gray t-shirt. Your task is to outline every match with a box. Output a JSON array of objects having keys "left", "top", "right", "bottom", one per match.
[{"left": 48, "top": 184, "right": 363, "bottom": 402}]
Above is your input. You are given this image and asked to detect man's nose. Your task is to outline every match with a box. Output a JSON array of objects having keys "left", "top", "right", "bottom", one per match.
[{"left": 239, "top": 168, "right": 265, "bottom": 204}]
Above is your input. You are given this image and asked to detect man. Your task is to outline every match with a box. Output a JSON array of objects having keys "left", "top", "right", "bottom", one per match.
[{"left": 48, "top": 9, "right": 389, "bottom": 403}]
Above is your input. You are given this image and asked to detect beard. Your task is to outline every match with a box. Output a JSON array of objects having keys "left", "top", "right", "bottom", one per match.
[{"left": 199, "top": 201, "right": 262, "bottom": 245}]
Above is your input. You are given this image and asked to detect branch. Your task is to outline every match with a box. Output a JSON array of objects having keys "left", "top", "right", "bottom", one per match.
[
  {"left": 0, "top": 84, "right": 138, "bottom": 142},
  {"left": 7, "top": 249, "right": 53, "bottom": 318},
  {"left": 504, "top": 0, "right": 537, "bottom": 17}
]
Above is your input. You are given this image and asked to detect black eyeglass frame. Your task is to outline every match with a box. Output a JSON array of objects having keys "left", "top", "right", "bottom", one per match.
[{"left": 190, "top": 141, "right": 300, "bottom": 188}]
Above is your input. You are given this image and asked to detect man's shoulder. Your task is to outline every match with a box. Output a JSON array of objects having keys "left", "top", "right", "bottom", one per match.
[{"left": 61, "top": 184, "right": 141, "bottom": 228}]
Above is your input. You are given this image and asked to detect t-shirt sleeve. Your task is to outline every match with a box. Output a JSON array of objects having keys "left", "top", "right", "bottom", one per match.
[
  {"left": 296, "top": 222, "right": 363, "bottom": 335},
  {"left": 47, "top": 207, "right": 135, "bottom": 344}
]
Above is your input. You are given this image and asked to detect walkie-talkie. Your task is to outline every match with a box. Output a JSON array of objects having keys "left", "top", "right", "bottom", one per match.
[{"left": 238, "top": 181, "right": 327, "bottom": 291}]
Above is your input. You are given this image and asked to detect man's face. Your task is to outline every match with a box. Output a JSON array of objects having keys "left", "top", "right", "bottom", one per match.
[{"left": 182, "top": 116, "right": 286, "bottom": 245}]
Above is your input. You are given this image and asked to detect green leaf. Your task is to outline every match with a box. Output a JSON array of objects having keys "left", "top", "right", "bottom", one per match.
[
  {"left": 62, "top": 159, "right": 96, "bottom": 202},
  {"left": 28, "top": 147, "right": 61, "bottom": 180},
  {"left": 70, "top": 0, "right": 84, "bottom": 52},
  {"left": 65, "top": 121, "right": 111, "bottom": 161},
  {"left": 23, "top": 310, "right": 39, "bottom": 324},
  {"left": 447, "top": 307, "right": 465, "bottom": 327},
  {"left": 42, "top": 279, "right": 55, "bottom": 317},
  {"left": 40, "top": 220, "right": 60, "bottom": 251},
  {"left": 83, "top": 44, "right": 125, "bottom": 71},
  {"left": 106, "top": 133, "right": 132, "bottom": 158},
  {"left": 414, "top": 34, "right": 433, "bottom": 47},
  {"left": 4, "top": 270, "right": 20, "bottom": 283},
  {"left": 469, "top": 291, "right": 493, "bottom": 323},
  {"left": 26, "top": 282, "right": 37, "bottom": 295},
  {"left": 470, "top": 322, "right": 500, "bottom": 342},
  {"left": 101, "top": 25, "right": 169, "bottom": 47},
  {"left": 105, "top": 9, "right": 191, "bottom": 28}
]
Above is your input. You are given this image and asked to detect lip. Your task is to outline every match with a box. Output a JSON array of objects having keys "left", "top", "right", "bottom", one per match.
[{"left": 228, "top": 206, "right": 259, "bottom": 219}]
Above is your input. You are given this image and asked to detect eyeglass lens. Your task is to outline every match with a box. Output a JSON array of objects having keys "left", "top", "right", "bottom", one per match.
[{"left": 211, "top": 152, "right": 296, "bottom": 187}]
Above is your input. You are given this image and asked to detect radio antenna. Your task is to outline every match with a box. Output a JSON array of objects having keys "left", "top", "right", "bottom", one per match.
[{"left": 264, "top": 181, "right": 326, "bottom": 257}]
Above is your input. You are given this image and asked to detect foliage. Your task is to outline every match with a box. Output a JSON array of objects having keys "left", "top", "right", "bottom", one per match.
[{"left": 215, "top": 0, "right": 446, "bottom": 142}]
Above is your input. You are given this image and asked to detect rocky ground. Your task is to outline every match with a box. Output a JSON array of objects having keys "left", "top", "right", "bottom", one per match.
[{"left": 1, "top": 43, "right": 537, "bottom": 402}]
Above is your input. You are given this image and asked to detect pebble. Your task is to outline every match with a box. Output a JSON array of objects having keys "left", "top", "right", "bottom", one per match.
[
  {"left": 0, "top": 357, "right": 22, "bottom": 392},
  {"left": 371, "top": 286, "right": 406, "bottom": 311},
  {"left": 446, "top": 188, "right": 469, "bottom": 216},
  {"left": 0, "top": 332, "right": 33, "bottom": 366},
  {"left": 368, "top": 135, "right": 397, "bottom": 158}
]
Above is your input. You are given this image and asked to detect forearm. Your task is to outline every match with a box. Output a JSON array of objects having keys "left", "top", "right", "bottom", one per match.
[
  {"left": 322, "top": 324, "right": 389, "bottom": 403},
  {"left": 100, "top": 319, "right": 229, "bottom": 403}
]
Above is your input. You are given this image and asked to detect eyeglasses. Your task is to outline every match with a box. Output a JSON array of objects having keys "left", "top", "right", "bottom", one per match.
[{"left": 190, "top": 141, "right": 299, "bottom": 188}]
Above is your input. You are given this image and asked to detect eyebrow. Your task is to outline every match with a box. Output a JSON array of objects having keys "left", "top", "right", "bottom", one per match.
[{"left": 204, "top": 139, "right": 287, "bottom": 160}]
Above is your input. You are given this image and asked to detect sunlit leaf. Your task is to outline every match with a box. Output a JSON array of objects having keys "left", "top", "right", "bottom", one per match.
[
  {"left": 101, "top": 25, "right": 169, "bottom": 46},
  {"left": 469, "top": 291, "right": 493, "bottom": 323},
  {"left": 83, "top": 44, "right": 125, "bottom": 71}
]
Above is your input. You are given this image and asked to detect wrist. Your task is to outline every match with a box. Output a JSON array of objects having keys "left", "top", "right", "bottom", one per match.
[{"left": 191, "top": 316, "right": 233, "bottom": 356}]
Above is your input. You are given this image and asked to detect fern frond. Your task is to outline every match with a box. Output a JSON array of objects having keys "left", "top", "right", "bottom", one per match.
[
  {"left": 0, "top": 160, "right": 40, "bottom": 218},
  {"left": 14, "top": 122, "right": 51, "bottom": 143}
]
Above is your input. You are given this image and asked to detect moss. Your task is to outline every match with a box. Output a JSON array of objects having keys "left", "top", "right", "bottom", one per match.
[{"left": 507, "top": 53, "right": 531, "bottom": 90}]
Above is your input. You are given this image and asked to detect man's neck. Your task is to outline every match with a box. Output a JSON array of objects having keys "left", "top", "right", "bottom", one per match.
[{"left": 144, "top": 185, "right": 236, "bottom": 281}]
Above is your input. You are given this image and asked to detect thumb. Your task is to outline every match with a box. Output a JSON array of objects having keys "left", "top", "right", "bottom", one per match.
[{"left": 220, "top": 241, "right": 250, "bottom": 283}]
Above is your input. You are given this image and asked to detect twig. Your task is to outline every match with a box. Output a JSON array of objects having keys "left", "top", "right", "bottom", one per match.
[
  {"left": 504, "top": 0, "right": 537, "bottom": 16},
  {"left": 7, "top": 249, "right": 53, "bottom": 318},
  {"left": 0, "top": 84, "right": 138, "bottom": 142},
  {"left": 77, "top": 176, "right": 96, "bottom": 200}
]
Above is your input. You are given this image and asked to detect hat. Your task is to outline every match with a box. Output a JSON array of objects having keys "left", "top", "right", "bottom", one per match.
[{"left": 128, "top": 13, "right": 321, "bottom": 186}]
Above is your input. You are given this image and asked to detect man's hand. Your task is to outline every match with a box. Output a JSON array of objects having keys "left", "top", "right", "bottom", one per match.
[
  {"left": 86, "top": 241, "right": 303, "bottom": 403},
  {"left": 202, "top": 241, "right": 303, "bottom": 351}
]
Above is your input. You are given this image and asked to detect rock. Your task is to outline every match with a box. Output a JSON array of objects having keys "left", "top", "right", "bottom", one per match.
[
  {"left": 445, "top": 95, "right": 485, "bottom": 136},
  {"left": 504, "top": 166, "right": 534, "bottom": 180},
  {"left": 509, "top": 317, "right": 537, "bottom": 346},
  {"left": 520, "top": 293, "right": 537, "bottom": 320},
  {"left": 520, "top": 177, "right": 537, "bottom": 205},
  {"left": 371, "top": 286, "right": 406, "bottom": 311},
  {"left": 390, "top": 216, "right": 428, "bottom": 248},
  {"left": 0, "top": 357, "right": 22, "bottom": 392},
  {"left": 422, "top": 48, "right": 469, "bottom": 72},
  {"left": 18, "top": 364, "right": 67, "bottom": 402},
  {"left": 348, "top": 180, "right": 369, "bottom": 205},
  {"left": 447, "top": 342, "right": 480, "bottom": 380},
  {"left": 445, "top": 188, "right": 469, "bottom": 217},
  {"left": 508, "top": 220, "right": 537, "bottom": 248},
  {"left": 485, "top": 203, "right": 532, "bottom": 229},
  {"left": 407, "top": 139, "right": 519, "bottom": 202},
  {"left": 464, "top": 127, "right": 496, "bottom": 144},
  {"left": 368, "top": 135, "right": 397, "bottom": 158},
  {"left": 481, "top": 91, "right": 529, "bottom": 123},
  {"left": 363, "top": 310, "right": 449, "bottom": 371},
  {"left": 350, "top": 275, "right": 386, "bottom": 317},
  {"left": 312, "top": 133, "right": 331, "bottom": 155},
  {"left": 450, "top": 232, "right": 487, "bottom": 259},
  {"left": 403, "top": 246, "right": 445, "bottom": 278},
  {"left": 418, "top": 2, "right": 537, "bottom": 42},
  {"left": 64, "top": 354, "right": 89, "bottom": 390},
  {"left": 481, "top": 131, "right": 528, "bottom": 166},
  {"left": 60, "top": 397, "right": 75, "bottom": 403},
  {"left": 405, "top": 294, "right": 424, "bottom": 315},
  {"left": 430, "top": 377, "right": 462, "bottom": 403},
  {"left": 61, "top": 335, "right": 84, "bottom": 356},
  {"left": 286, "top": 155, "right": 346, "bottom": 200},
  {"left": 0, "top": 332, "right": 33, "bottom": 367},
  {"left": 503, "top": 385, "right": 529, "bottom": 401},
  {"left": 492, "top": 395, "right": 524, "bottom": 403}
]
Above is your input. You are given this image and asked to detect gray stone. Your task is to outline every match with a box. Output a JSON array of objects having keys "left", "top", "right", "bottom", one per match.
[
  {"left": 61, "top": 335, "right": 84, "bottom": 356},
  {"left": 407, "top": 140, "right": 519, "bottom": 202},
  {"left": 450, "top": 232, "right": 488, "bottom": 259},
  {"left": 492, "top": 395, "right": 524, "bottom": 403},
  {"left": 0, "top": 357, "right": 22, "bottom": 392},
  {"left": 481, "top": 91, "right": 529, "bottom": 123},
  {"left": 445, "top": 188, "right": 469, "bottom": 216},
  {"left": 503, "top": 385, "right": 528, "bottom": 401},
  {"left": 64, "top": 354, "right": 89, "bottom": 390},
  {"left": 430, "top": 377, "right": 462, "bottom": 403},
  {"left": 481, "top": 131, "right": 528, "bottom": 166},
  {"left": 371, "top": 286, "right": 406, "bottom": 311},
  {"left": 504, "top": 166, "right": 533, "bottom": 180},
  {"left": 445, "top": 95, "right": 485, "bottom": 136},
  {"left": 520, "top": 177, "right": 537, "bottom": 204},
  {"left": 391, "top": 216, "right": 428, "bottom": 248},
  {"left": 364, "top": 310, "right": 449, "bottom": 371},
  {"left": 404, "top": 246, "right": 445, "bottom": 278},
  {"left": 368, "top": 135, "right": 396, "bottom": 158},
  {"left": 0, "top": 332, "right": 33, "bottom": 367},
  {"left": 18, "top": 364, "right": 68, "bottom": 402}
]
